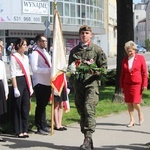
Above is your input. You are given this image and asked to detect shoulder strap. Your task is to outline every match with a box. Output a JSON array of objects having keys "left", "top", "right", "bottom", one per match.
[{"left": 35, "top": 49, "right": 50, "bottom": 68}]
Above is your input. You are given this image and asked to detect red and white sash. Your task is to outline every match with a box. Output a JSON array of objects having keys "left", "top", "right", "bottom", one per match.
[
  {"left": 12, "top": 54, "right": 32, "bottom": 95},
  {"left": 35, "top": 49, "right": 50, "bottom": 68}
]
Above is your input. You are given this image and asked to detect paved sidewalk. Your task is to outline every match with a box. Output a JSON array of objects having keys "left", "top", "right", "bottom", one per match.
[{"left": 0, "top": 106, "right": 150, "bottom": 150}]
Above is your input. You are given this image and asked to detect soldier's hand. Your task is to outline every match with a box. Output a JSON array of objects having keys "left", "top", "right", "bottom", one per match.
[{"left": 94, "top": 71, "right": 101, "bottom": 75}]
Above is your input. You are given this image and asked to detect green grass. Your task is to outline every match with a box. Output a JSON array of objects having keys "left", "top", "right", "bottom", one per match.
[{"left": 28, "top": 86, "right": 150, "bottom": 130}]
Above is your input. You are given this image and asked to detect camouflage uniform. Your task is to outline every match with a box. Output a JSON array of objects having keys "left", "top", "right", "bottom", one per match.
[{"left": 68, "top": 42, "right": 107, "bottom": 138}]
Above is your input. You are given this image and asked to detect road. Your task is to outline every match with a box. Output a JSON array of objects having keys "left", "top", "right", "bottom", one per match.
[{"left": 108, "top": 52, "right": 150, "bottom": 70}]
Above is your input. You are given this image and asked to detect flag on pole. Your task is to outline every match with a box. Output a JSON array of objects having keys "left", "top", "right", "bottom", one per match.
[{"left": 50, "top": 10, "right": 70, "bottom": 112}]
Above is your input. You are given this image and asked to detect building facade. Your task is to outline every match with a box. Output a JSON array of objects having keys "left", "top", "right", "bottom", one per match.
[
  {"left": 146, "top": 1, "right": 150, "bottom": 40},
  {"left": 0, "top": 0, "right": 105, "bottom": 62},
  {"left": 107, "top": 0, "right": 117, "bottom": 56},
  {"left": 133, "top": 2, "right": 146, "bottom": 46}
]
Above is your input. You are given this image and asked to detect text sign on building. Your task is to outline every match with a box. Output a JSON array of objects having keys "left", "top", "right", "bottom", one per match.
[
  {"left": 23, "top": 0, "right": 49, "bottom": 15},
  {"left": 12, "top": 15, "right": 41, "bottom": 23}
]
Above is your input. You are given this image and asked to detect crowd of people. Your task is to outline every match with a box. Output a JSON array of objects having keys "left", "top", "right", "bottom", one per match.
[{"left": 0, "top": 25, "right": 148, "bottom": 150}]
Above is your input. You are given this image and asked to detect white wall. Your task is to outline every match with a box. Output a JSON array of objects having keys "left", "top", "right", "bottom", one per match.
[
  {"left": 93, "top": 34, "right": 109, "bottom": 57},
  {"left": 138, "top": 21, "right": 146, "bottom": 46}
]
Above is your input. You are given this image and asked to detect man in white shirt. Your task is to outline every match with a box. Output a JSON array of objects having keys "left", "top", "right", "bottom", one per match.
[{"left": 30, "top": 34, "right": 52, "bottom": 135}]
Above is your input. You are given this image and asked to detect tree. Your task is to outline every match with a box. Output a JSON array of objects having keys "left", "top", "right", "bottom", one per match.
[
  {"left": 112, "top": 0, "right": 134, "bottom": 102},
  {"left": 145, "top": 39, "right": 150, "bottom": 52}
]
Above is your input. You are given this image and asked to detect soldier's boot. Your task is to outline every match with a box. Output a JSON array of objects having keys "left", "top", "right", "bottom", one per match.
[{"left": 80, "top": 137, "right": 94, "bottom": 150}]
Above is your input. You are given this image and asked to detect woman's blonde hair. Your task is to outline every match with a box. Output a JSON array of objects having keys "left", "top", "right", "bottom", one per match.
[{"left": 124, "top": 40, "right": 137, "bottom": 52}]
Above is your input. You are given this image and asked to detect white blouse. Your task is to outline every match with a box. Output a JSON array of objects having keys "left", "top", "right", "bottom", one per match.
[
  {"left": 128, "top": 56, "right": 135, "bottom": 71},
  {"left": 10, "top": 53, "right": 30, "bottom": 78},
  {"left": 0, "top": 60, "right": 9, "bottom": 96}
]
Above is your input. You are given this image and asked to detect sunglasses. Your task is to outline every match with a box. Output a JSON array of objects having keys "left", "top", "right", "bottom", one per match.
[{"left": 40, "top": 40, "right": 47, "bottom": 43}]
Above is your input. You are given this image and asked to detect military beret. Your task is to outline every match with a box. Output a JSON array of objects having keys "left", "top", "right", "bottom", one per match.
[{"left": 79, "top": 25, "right": 92, "bottom": 34}]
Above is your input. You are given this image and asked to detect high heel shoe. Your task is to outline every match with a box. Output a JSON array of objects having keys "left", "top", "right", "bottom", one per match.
[
  {"left": 139, "top": 120, "right": 144, "bottom": 126},
  {"left": 127, "top": 123, "right": 135, "bottom": 128}
]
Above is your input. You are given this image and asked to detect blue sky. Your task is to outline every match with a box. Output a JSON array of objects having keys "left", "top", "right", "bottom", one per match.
[{"left": 133, "top": 0, "right": 142, "bottom": 4}]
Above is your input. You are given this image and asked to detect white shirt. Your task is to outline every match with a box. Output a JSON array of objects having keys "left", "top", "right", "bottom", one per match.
[
  {"left": 128, "top": 56, "right": 135, "bottom": 71},
  {"left": 29, "top": 47, "right": 52, "bottom": 87},
  {"left": 0, "top": 60, "right": 9, "bottom": 97},
  {"left": 10, "top": 53, "right": 30, "bottom": 78}
]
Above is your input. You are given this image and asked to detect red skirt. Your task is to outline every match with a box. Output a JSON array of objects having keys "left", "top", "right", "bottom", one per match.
[{"left": 123, "top": 83, "right": 142, "bottom": 103}]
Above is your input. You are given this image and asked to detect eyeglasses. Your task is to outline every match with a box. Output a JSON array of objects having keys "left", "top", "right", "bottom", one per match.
[{"left": 40, "top": 40, "right": 47, "bottom": 43}]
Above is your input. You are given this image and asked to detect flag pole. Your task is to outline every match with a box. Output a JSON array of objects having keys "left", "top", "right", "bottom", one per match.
[
  {"left": 50, "top": 88, "right": 54, "bottom": 135},
  {"left": 50, "top": 0, "right": 57, "bottom": 135}
]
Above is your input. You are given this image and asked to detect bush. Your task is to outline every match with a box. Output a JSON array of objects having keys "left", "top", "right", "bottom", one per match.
[
  {"left": 104, "top": 69, "right": 150, "bottom": 88},
  {"left": 105, "top": 69, "right": 116, "bottom": 86}
]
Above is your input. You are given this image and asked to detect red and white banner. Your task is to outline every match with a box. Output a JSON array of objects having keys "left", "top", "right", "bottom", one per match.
[
  {"left": 51, "top": 10, "right": 67, "bottom": 95},
  {"left": 50, "top": 10, "right": 70, "bottom": 112}
]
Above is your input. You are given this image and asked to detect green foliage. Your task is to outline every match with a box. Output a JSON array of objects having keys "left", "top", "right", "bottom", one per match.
[
  {"left": 104, "top": 69, "right": 150, "bottom": 88},
  {"left": 69, "top": 62, "right": 106, "bottom": 81},
  {"left": 145, "top": 39, "right": 150, "bottom": 51},
  {"left": 105, "top": 69, "right": 116, "bottom": 86}
]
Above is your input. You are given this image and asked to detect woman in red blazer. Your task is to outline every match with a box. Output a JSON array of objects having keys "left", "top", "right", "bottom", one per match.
[{"left": 120, "top": 41, "right": 148, "bottom": 127}]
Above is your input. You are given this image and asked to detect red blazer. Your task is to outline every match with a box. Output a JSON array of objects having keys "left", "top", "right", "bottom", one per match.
[{"left": 120, "top": 54, "right": 148, "bottom": 89}]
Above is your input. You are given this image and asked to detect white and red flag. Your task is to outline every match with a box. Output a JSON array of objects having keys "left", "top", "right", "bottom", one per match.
[{"left": 50, "top": 10, "right": 70, "bottom": 112}]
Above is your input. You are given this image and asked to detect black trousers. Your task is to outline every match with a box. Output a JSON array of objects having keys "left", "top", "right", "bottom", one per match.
[
  {"left": 0, "top": 80, "right": 7, "bottom": 123},
  {"left": 34, "top": 84, "right": 51, "bottom": 130},
  {"left": 12, "top": 76, "right": 30, "bottom": 135}
]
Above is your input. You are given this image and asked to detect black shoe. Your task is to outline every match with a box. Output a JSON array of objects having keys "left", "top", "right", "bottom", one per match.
[
  {"left": 0, "top": 138, "right": 6, "bottom": 142},
  {"left": 80, "top": 137, "right": 94, "bottom": 150},
  {"left": 42, "top": 127, "right": 50, "bottom": 132},
  {"left": 54, "top": 127, "right": 64, "bottom": 131},
  {"left": 37, "top": 129, "right": 48, "bottom": 135},
  {"left": 23, "top": 134, "right": 29, "bottom": 138},
  {"left": 62, "top": 126, "right": 67, "bottom": 130},
  {"left": 16, "top": 135, "right": 26, "bottom": 138}
]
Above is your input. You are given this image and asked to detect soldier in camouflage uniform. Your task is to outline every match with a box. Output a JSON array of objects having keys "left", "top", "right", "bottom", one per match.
[{"left": 68, "top": 25, "right": 107, "bottom": 150}]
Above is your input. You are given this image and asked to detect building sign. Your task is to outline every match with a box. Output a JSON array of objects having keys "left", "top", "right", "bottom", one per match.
[
  {"left": 23, "top": 0, "right": 49, "bottom": 15},
  {"left": 12, "top": 15, "right": 41, "bottom": 23},
  {"left": 0, "top": 0, "right": 43, "bottom": 23}
]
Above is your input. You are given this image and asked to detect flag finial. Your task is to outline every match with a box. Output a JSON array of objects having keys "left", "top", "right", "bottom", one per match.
[{"left": 53, "top": 1, "right": 57, "bottom": 10}]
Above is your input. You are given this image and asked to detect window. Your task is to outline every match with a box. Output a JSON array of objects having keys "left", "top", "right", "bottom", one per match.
[
  {"left": 57, "top": 2, "right": 63, "bottom": 16},
  {"left": 90, "top": 6, "right": 94, "bottom": 19},
  {"left": 136, "top": 15, "right": 139, "bottom": 19},
  {"left": 87, "top": 6, "right": 90, "bottom": 18},
  {"left": 81, "top": 5, "right": 85, "bottom": 18},
  {"left": 71, "top": 4, "right": 75, "bottom": 17},
  {"left": 87, "top": 0, "right": 90, "bottom": 4},
  {"left": 53, "top": 0, "right": 104, "bottom": 27},
  {"left": 65, "top": 3, "right": 69, "bottom": 16},
  {"left": 81, "top": 0, "right": 85, "bottom": 4},
  {"left": 50, "top": 2, "right": 53, "bottom": 16},
  {"left": 0, "top": 30, "right": 4, "bottom": 36},
  {"left": 77, "top": 5, "right": 81, "bottom": 17}
]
